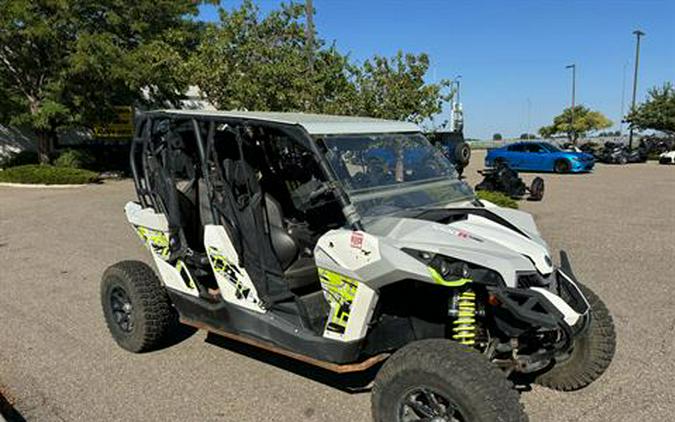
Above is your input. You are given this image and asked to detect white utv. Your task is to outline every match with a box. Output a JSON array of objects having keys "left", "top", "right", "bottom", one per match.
[{"left": 102, "top": 110, "right": 616, "bottom": 422}]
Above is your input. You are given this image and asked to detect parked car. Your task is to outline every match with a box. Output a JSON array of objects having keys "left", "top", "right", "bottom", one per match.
[
  {"left": 659, "top": 150, "right": 675, "bottom": 164},
  {"left": 486, "top": 141, "right": 595, "bottom": 173}
]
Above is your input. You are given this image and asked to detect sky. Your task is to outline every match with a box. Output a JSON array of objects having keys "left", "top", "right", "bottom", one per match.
[{"left": 199, "top": 0, "right": 675, "bottom": 139}]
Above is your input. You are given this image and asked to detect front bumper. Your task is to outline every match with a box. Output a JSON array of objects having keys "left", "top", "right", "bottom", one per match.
[
  {"left": 571, "top": 159, "right": 595, "bottom": 172},
  {"left": 487, "top": 252, "right": 591, "bottom": 369}
]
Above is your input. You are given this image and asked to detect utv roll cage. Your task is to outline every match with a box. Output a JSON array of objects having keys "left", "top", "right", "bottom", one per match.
[
  {"left": 130, "top": 111, "right": 363, "bottom": 232},
  {"left": 130, "top": 113, "right": 368, "bottom": 286}
]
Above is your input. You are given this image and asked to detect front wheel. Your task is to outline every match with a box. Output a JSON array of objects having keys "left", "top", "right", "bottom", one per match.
[
  {"left": 535, "top": 282, "right": 616, "bottom": 391},
  {"left": 554, "top": 159, "right": 571, "bottom": 173},
  {"left": 372, "top": 339, "right": 527, "bottom": 422}
]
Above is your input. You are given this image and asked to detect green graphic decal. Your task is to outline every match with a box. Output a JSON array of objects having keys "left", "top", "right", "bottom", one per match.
[
  {"left": 208, "top": 246, "right": 253, "bottom": 301},
  {"left": 134, "top": 226, "right": 170, "bottom": 259},
  {"left": 175, "top": 260, "right": 196, "bottom": 289},
  {"left": 318, "top": 268, "right": 359, "bottom": 335}
]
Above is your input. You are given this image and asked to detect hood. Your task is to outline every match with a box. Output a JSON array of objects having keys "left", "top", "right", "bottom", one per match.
[{"left": 365, "top": 208, "right": 554, "bottom": 287}]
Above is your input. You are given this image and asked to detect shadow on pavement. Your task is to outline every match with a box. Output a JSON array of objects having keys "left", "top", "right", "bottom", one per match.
[
  {"left": 0, "top": 388, "right": 25, "bottom": 422},
  {"left": 156, "top": 321, "right": 199, "bottom": 351},
  {"left": 204, "top": 333, "right": 381, "bottom": 393}
]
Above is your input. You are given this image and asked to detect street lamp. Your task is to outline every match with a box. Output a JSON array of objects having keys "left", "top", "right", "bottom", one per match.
[
  {"left": 566, "top": 64, "right": 576, "bottom": 142},
  {"left": 628, "top": 30, "right": 645, "bottom": 150}
]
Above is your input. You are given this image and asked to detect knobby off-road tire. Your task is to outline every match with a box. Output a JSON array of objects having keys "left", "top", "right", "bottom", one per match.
[
  {"left": 535, "top": 282, "right": 616, "bottom": 391},
  {"left": 455, "top": 142, "right": 471, "bottom": 165},
  {"left": 101, "top": 260, "right": 175, "bottom": 353},
  {"left": 529, "top": 177, "right": 545, "bottom": 201},
  {"left": 372, "top": 339, "right": 527, "bottom": 422}
]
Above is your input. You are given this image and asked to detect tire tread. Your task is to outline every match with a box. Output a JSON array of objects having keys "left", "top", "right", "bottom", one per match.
[
  {"left": 535, "top": 283, "right": 616, "bottom": 391},
  {"left": 372, "top": 339, "right": 527, "bottom": 422},
  {"left": 101, "top": 260, "right": 174, "bottom": 353}
]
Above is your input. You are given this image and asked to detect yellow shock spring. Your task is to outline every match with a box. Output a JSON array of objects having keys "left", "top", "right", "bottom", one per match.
[{"left": 452, "top": 290, "right": 477, "bottom": 345}]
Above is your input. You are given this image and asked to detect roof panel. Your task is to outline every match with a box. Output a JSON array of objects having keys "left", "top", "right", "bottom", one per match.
[{"left": 151, "top": 109, "right": 420, "bottom": 135}]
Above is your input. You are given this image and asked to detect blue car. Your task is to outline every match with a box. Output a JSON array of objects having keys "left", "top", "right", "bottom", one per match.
[{"left": 485, "top": 141, "right": 595, "bottom": 173}]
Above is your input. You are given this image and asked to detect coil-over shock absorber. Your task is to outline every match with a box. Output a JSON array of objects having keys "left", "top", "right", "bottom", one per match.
[{"left": 449, "top": 289, "right": 477, "bottom": 345}]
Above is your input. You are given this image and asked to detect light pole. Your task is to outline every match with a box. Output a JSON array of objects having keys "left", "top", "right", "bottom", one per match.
[
  {"left": 620, "top": 61, "right": 628, "bottom": 134},
  {"left": 628, "top": 30, "right": 645, "bottom": 150},
  {"left": 566, "top": 64, "right": 576, "bottom": 143}
]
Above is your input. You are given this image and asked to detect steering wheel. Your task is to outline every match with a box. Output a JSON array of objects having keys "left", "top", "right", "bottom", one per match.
[{"left": 351, "top": 172, "right": 370, "bottom": 188}]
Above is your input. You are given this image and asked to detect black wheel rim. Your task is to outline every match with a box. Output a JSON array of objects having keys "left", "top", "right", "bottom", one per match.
[
  {"left": 399, "top": 387, "right": 465, "bottom": 422},
  {"left": 110, "top": 286, "right": 134, "bottom": 333}
]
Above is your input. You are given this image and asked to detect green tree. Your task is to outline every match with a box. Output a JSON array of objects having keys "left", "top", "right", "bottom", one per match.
[
  {"left": 626, "top": 82, "right": 675, "bottom": 135},
  {"left": 539, "top": 106, "right": 612, "bottom": 143},
  {"left": 190, "top": 1, "right": 450, "bottom": 124},
  {"left": 350, "top": 52, "right": 451, "bottom": 124},
  {"left": 191, "top": 1, "right": 353, "bottom": 113},
  {"left": 0, "top": 0, "right": 207, "bottom": 162},
  {"left": 493, "top": 133, "right": 503, "bottom": 140}
]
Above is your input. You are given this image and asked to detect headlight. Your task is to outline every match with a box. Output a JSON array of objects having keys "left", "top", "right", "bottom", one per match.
[{"left": 402, "top": 249, "right": 504, "bottom": 286}]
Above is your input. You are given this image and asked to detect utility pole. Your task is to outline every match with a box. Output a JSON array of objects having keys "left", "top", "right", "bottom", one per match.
[
  {"left": 305, "top": 0, "right": 315, "bottom": 71},
  {"left": 455, "top": 76, "right": 461, "bottom": 103},
  {"left": 620, "top": 61, "right": 628, "bottom": 134},
  {"left": 628, "top": 30, "right": 645, "bottom": 150},
  {"left": 566, "top": 64, "right": 576, "bottom": 143}
]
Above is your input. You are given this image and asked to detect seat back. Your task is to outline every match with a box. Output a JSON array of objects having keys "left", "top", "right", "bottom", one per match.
[{"left": 265, "top": 194, "right": 299, "bottom": 270}]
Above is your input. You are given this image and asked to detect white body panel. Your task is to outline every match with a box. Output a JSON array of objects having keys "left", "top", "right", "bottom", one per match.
[
  {"left": 659, "top": 150, "right": 675, "bottom": 164},
  {"left": 451, "top": 214, "right": 553, "bottom": 274},
  {"left": 203, "top": 225, "right": 265, "bottom": 313},
  {"left": 315, "top": 230, "right": 380, "bottom": 342},
  {"left": 125, "top": 202, "right": 199, "bottom": 297},
  {"left": 530, "top": 287, "right": 581, "bottom": 326}
]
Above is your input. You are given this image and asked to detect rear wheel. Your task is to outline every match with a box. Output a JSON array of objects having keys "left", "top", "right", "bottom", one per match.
[
  {"left": 535, "top": 282, "right": 616, "bottom": 391},
  {"left": 554, "top": 159, "right": 571, "bottom": 173},
  {"left": 101, "top": 260, "right": 175, "bottom": 352},
  {"left": 372, "top": 339, "right": 526, "bottom": 422}
]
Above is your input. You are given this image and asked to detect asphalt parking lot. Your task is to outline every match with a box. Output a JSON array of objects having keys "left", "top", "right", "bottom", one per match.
[{"left": 1, "top": 150, "right": 674, "bottom": 421}]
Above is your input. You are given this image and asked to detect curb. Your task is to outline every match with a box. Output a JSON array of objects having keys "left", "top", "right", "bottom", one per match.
[{"left": 0, "top": 182, "right": 88, "bottom": 189}]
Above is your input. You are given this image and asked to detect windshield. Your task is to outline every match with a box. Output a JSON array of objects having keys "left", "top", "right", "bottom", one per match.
[{"left": 321, "top": 133, "right": 474, "bottom": 218}]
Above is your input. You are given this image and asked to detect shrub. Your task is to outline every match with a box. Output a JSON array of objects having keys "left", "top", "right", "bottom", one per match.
[
  {"left": 0, "top": 165, "right": 99, "bottom": 185},
  {"left": 476, "top": 191, "right": 519, "bottom": 209},
  {"left": 0, "top": 150, "right": 39, "bottom": 168},
  {"left": 54, "top": 149, "right": 95, "bottom": 169}
]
